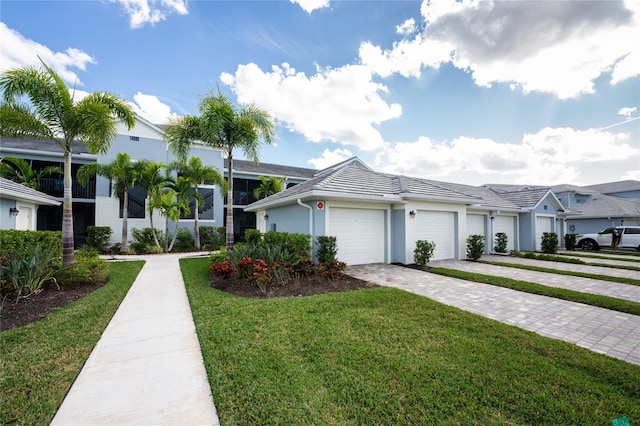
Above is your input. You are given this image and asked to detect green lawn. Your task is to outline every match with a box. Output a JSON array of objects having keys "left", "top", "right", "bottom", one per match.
[
  {"left": 181, "top": 257, "right": 640, "bottom": 425},
  {"left": 0, "top": 260, "right": 144, "bottom": 426}
]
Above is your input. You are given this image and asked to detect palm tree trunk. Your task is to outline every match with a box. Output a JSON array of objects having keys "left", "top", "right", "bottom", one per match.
[
  {"left": 148, "top": 206, "right": 161, "bottom": 248},
  {"left": 62, "top": 150, "right": 75, "bottom": 265},
  {"left": 226, "top": 154, "right": 234, "bottom": 252},
  {"left": 194, "top": 191, "right": 200, "bottom": 250},
  {"left": 121, "top": 189, "right": 129, "bottom": 253}
]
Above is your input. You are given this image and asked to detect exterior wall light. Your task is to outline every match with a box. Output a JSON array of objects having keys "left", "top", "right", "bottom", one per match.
[
  {"left": 264, "top": 214, "right": 269, "bottom": 220},
  {"left": 10, "top": 207, "right": 19, "bottom": 216},
  {"left": 409, "top": 210, "right": 416, "bottom": 218}
]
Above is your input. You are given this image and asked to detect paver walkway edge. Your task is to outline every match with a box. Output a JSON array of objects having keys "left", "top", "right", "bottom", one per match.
[{"left": 51, "top": 253, "right": 219, "bottom": 426}]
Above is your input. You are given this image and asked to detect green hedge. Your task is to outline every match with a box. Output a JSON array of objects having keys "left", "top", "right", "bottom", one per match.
[{"left": 0, "top": 230, "right": 62, "bottom": 259}]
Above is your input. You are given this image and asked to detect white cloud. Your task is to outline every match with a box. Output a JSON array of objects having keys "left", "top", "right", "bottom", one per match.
[
  {"left": 110, "top": 0, "right": 188, "bottom": 29},
  {"left": 290, "top": 0, "right": 329, "bottom": 14},
  {"left": 396, "top": 18, "right": 417, "bottom": 36},
  {"left": 373, "top": 127, "right": 638, "bottom": 185},
  {"left": 129, "top": 92, "right": 179, "bottom": 124},
  {"left": 221, "top": 62, "right": 402, "bottom": 151},
  {"left": 618, "top": 106, "right": 638, "bottom": 119},
  {"left": 0, "top": 23, "right": 95, "bottom": 85},
  {"left": 307, "top": 148, "right": 353, "bottom": 169},
  {"left": 361, "top": 0, "right": 640, "bottom": 99}
]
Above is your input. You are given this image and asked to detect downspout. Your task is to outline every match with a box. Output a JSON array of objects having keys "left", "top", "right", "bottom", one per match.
[{"left": 298, "top": 199, "right": 313, "bottom": 258}]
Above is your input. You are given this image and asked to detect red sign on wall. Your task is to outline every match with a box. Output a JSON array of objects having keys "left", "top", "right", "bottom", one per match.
[{"left": 316, "top": 201, "right": 324, "bottom": 210}]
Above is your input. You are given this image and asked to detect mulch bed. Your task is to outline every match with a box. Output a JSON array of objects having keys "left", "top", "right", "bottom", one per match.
[
  {"left": 211, "top": 274, "right": 376, "bottom": 298},
  {"left": 1, "top": 281, "right": 105, "bottom": 332}
]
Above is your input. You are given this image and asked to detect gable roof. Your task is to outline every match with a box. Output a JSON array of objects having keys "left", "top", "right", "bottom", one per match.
[
  {"left": 495, "top": 188, "right": 564, "bottom": 210},
  {"left": 564, "top": 193, "right": 640, "bottom": 219},
  {"left": 314, "top": 157, "right": 372, "bottom": 176},
  {"left": 0, "top": 177, "right": 61, "bottom": 206}
]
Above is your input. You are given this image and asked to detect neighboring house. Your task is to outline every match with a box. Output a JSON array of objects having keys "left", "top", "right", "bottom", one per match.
[
  {"left": 224, "top": 158, "right": 316, "bottom": 241},
  {"left": 0, "top": 177, "right": 61, "bottom": 230},
  {"left": 585, "top": 180, "right": 640, "bottom": 199},
  {"left": 245, "top": 158, "right": 565, "bottom": 265},
  {"left": 0, "top": 115, "right": 225, "bottom": 246}
]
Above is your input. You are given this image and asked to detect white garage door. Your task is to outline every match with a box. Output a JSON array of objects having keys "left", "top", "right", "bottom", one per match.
[
  {"left": 466, "top": 214, "right": 485, "bottom": 239},
  {"left": 329, "top": 207, "right": 385, "bottom": 265},
  {"left": 416, "top": 210, "right": 455, "bottom": 260},
  {"left": 494, "top": 216, "right": 515, "bottom": 251},
  {"left": 535, "top": 216, "right": 553, "bottom": 251}
]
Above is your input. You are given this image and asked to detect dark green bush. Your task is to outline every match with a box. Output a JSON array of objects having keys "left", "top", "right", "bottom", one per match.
[
  {"left": 262, "top": 231, "right": 311, "bottom": 260},
  {"left": 244, "top": 229, "right": 262, "bottom": 246},
  {"left": 316, "top": 236, "right": 338, "bottom": 263},
  {"left": 173, "top": 228, "right": 195, "bottom": 252},
  {"left": 85, "top": 226, "right": 112, "bottom": 253},
  {"left": 494, "top": 232, "right": 508, "bottom": 253},
  {"left": 209, "top": 248, "right": 227, "bottom": 265},
  {"left": 56, "top": 247, "right": 108, "bottom": 286},
  {"left": 541, "top": 232, "right": 558, "bottom": 254},
  {"left": 466, "top": 234, "right": 485, "bottom": 260},
  {"left": 200, "top": 226, "right": 224, "bottom": 250},
  {"left": 564, "top": 233, "right": 577, "bottom": 251},
  {"left": 0, "top": 230, "right": 61, "bottom": 260},
  {"left": 130, "top": 228, "right": 165, "bottom": 254},
  {"left": 414, "top": 240, "right": 436, "bottom": 266}
]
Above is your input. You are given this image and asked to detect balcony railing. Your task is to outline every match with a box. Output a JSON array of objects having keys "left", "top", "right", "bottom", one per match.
[{"left": 39, "top": 178, "right": 96, "bottom": 199}]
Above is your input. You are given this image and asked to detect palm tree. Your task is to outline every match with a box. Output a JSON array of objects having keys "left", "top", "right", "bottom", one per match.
[
  {"left": 78, "top": 153, "right": 149, "bottom": 253},
  {"left": 253, "top": 175, "right": 286, "bottom": 200},
  {"left": 164, "top": 92, "right": 274, "bottom": 252},
  {"left": 139, "top": 162, "right": 173, "bottom": 248},
  {"left": 170, "top": 156, "right": 224, "bottom": 250},
  {"left": 0, "top": 60, "right": 135, "bottom": 265},
  {"left": 152, "top": 176, "right": 191, "bottom": 252},
  {"left": 0, "top": 156, "right": 62, "bottom": 190}
]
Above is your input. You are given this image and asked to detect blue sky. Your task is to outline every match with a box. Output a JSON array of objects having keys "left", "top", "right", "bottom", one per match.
[{"left": 1, "top": 0, "right": 638, "bottom": 186}]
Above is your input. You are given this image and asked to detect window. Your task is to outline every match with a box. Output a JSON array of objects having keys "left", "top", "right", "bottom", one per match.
[
  {"left": 119, "top": 185, "right": 147, "bottom": 218},
  {"left": 129, "top": 136, "right": 140, "bottom": 141},
  {"left": 624, "top": 227, "right": 640, "bottom": 234},
  {"left": 181, "top": 188, "right": 215, "bottom": 220}
]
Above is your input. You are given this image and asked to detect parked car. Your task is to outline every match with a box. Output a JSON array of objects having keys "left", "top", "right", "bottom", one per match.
[{"left": 575, "top": 226, "right": 640, "bottom": 250}]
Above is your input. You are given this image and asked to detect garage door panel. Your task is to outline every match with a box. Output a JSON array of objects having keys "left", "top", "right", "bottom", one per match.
[
  {"left": 535, "top": 216, "right": 553, "bottom": 251},
  {"left": 494, "top": 216, "right": 515, "bottom": 251},
  {"left": 329, "top": 208, "right": 385, "bottom": 265},
  {"left": 416, "top": 210, "right": 455, "bottom": 260},
  {"left": 466, "top": 214, "right": 485, "bottom": 238}
]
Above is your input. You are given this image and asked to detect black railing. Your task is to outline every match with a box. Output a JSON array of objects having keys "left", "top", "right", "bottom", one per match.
[
  {"left": 233, "top": 190, "right": 257, "bottom": 206},
  {"left": 40, "top": 178, "right": 96, "bottom": 199},
  {"left": 122, "top": 194, "right": 146, "bottom": 219},
  {"left": 182, "top": 190, "right": 215, "bottom": 220}
]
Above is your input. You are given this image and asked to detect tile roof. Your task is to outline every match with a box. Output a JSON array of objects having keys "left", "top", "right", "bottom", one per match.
[
  {"left": 584, "top": 180, "right": 640, "bottom": 194},
  {"left": 565, "top": 193, "right": 640, "bottom": 218},
  {"left": 0, "top": 177, "right": 61, "bottom": 205},
  {"left": 1, "top": 137, "right": 90, "bottom": 154},
  {"left": 225, "top": 159, "right": 317, "bottom": 179},
  {"left": 494, "top": 188, "right": 553, "bottom": 209}
]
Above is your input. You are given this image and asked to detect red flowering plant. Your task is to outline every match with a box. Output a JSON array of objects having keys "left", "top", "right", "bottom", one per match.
[
  {"left": 210, "top": 261, "right": 237, "bottom": 280},
  {"left": 237, "top": 257, "right": 254, "bottom": 279}
]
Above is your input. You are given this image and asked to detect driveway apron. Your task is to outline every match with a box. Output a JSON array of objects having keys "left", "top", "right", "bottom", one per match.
[
  {"left": 346, "top": 264, "right": 640, "bottom": 366},
  {"left": 433, "top": 259, "right": 640, "bottom": 303},
  {"left": 51, "top": 253, "right": 219, "bottom": 426}
]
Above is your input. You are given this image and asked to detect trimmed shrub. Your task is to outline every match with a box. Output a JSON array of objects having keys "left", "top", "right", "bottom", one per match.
[
  {"left": 85, "top": 226, "right": 112, "bottom": 253},
  {"left": 263, "top": 231, "right": 311, "bottom": 260},
  {"left": 541, "top": 232, "right": 558, "bottom": 254},
  {"left": 316, "top": 236, "right": 338, "bottom": 263},
  {"left": 56, "top": 247, "right": 108, "bottom": 287},
  {"left": 414, "top": 240, "right": 436, "bottom": 266},
  {"left": 129, "top": 227, "right": 165, "bottom": 254},
  {"left": 200, "top": 226, "right": 225, "bottom": 251},
  {"left": 0, "top": 230, "right": 61, "bottom": 260},
  {"left": 564, "top": 233, "right": 577, "bottom": 251},
  {"left": 173, "top": 228, "right": 195, "bottom": 252},
  {"left": 466, "top": 234, "right": 485, "bottom": 260},
  {"left": 244, "top": 229, "right": 262, "bottom": 246},
  {"left": 494, "top": 232, "right": 508, "bottom": 253}
]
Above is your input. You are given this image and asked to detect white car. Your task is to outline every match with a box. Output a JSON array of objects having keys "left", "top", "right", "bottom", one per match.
[{"left": 575, "top": 226, "right": 640, "bottom": 251}]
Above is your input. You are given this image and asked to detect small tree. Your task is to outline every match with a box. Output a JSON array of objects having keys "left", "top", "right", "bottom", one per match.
[
  {"left": 414, "top": 240, "right": 436, "bottom": 266},
  {"left": 316, "top": 236, "right": 338, "bottom": 263},
  {"left": 541, "top": 232, "right": 558, "bottom": 254},
  {"left": 466, "top": 235, "right": 485, "bottom": 260}
]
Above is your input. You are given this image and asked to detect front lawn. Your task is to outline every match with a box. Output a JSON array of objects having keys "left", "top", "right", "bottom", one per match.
[
  {"left": 181, "top": 257, "right": 640, "bottom": 425},
  {"left": 0, "top": 260, "right": 144, "bottom": 425}
]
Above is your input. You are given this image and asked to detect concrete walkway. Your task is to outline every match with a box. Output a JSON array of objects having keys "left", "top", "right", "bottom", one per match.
[
  {"left": 346, "top": 263, "right": 640, "bottom": 365},
  {"left": 433, "top": 258, "right": 640, "bottom": 303},
  {"left": 51, "top": 253, "right": 219, "bottom": 426}
]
